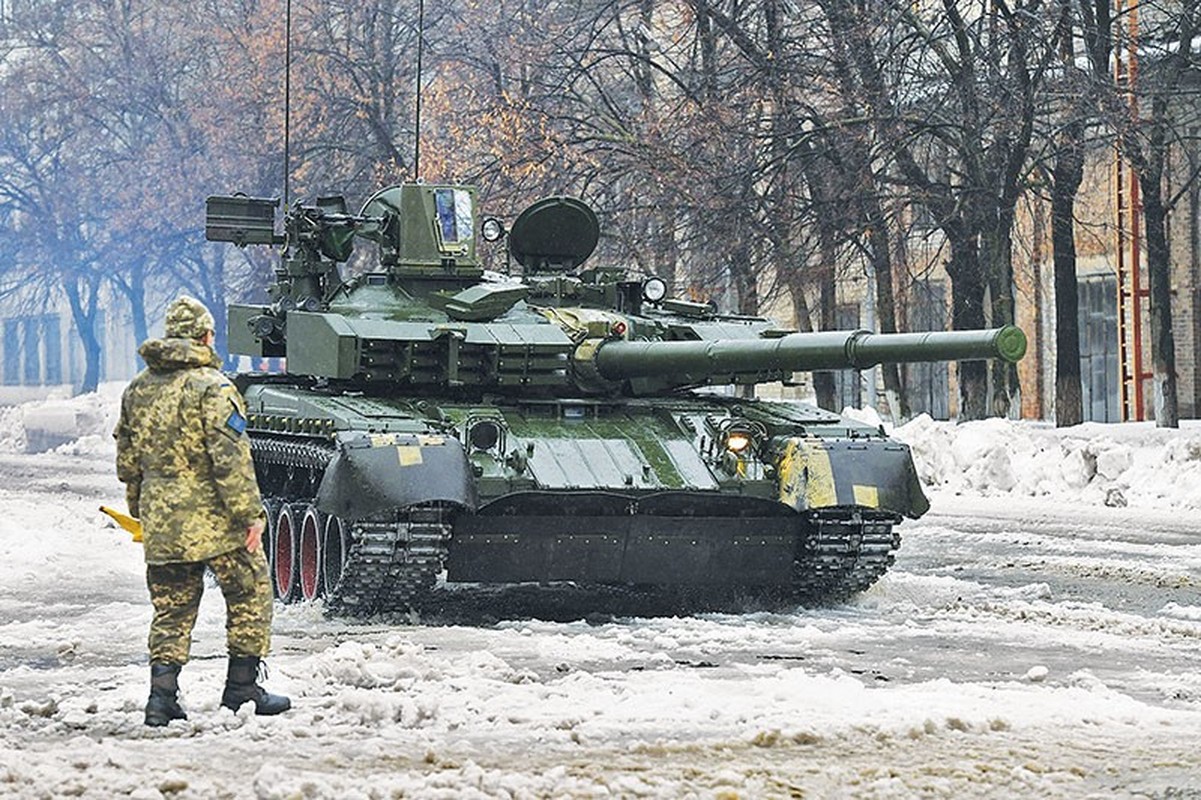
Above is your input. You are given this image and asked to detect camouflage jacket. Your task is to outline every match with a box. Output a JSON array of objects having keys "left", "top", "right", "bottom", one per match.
[{"left": 114, "top": 338, "right": 263, "bottom": 564}]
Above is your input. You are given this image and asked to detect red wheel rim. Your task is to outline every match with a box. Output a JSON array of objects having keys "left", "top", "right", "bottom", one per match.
[
  {"left": 274, "top": 505, "right": 298, "bottom": 602},
  {"left": 299, "top": 506, "right": 322, "bottom": 601}
]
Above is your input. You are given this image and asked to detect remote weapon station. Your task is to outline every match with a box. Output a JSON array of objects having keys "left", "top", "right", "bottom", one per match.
[{"left": 206, "top": 187, "right": 1026, "bottom": 615}]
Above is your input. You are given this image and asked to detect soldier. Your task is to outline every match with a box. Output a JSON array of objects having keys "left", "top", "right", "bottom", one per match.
[{"left": 114, "top": 295, "right": 290, "bottom": 726}]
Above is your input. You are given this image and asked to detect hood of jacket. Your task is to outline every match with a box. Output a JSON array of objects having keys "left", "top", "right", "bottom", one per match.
[{"left": 138, "top": 338, "right": 222, "bottom": 372}]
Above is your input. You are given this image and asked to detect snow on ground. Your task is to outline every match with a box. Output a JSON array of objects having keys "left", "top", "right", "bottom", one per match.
[{"left": 1, "top": 391, "right": 1200, "bottom": 797}]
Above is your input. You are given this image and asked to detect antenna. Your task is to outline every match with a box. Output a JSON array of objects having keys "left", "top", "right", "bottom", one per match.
[
  {"left": 283, "top": 0, "right": 293, "bottom": 209},
  {"left": 413, "top": 0, "right": 425, "bottom": 181}
]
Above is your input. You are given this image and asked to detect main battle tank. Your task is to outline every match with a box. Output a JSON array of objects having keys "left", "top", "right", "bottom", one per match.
[{"left": 205, "top": 184, "right": 1026, "bottom": 616}]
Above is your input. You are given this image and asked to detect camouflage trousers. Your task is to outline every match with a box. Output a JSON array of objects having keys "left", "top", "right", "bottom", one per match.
[{"left": 146, "top": 547, "right": 272, "bottom": 665}]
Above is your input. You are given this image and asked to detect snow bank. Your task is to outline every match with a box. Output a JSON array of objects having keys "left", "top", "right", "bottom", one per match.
[
  {"left": 0, "top": 383, "right": 124, "bottom": 454},
  {"left": 895, "top": 414, "right": 1201, "bottom": 510}
]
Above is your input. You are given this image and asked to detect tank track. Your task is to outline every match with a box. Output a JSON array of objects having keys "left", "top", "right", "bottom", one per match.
[
  {"left": 250, "top": 435, "right": 452, "bottom": 617},
  {"left": 323, "top": 507, "right": 451, "bottom": 616},
  {"left": 253, "top": 437, "right": 335, "bottom": 473},
  {"left": 791, "top": 509, "right": 902, "bottom": 603}
]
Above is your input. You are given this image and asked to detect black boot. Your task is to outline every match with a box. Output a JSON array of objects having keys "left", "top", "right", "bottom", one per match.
[
  {"left": 145, "top": 664, "right": 187, "bottom": 727},
  {"left": 220, "top": 655, "right": 291, "bottom": 715}
]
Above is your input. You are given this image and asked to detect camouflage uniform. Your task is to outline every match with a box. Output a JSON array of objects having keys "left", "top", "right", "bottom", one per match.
[{"left": 114, "top": 296, "right": 271, "bottom": 665}]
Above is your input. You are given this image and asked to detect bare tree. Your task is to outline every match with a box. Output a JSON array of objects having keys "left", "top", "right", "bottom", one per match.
[
  {"left": 821, "top": 0, "right": 1062, "bottom": 420},
  {"left": 1099, "top": 3, "right": 1201, "bottom": 427},
  {"left": 0, "top": 1, "right": 109, "bottom": 390}
]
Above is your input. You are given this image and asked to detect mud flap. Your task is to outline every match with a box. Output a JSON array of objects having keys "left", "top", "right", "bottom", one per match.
[
  {"left": 315, "top": 432, "right": 477, "bottom": 518},
  {"left": 776, "top": 437, "right": 929, "bottom": 518}
]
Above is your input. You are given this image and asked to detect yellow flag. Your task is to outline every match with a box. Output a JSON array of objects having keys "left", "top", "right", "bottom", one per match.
[{"left": 99, "top": 506, "right": 143, "bottom": 543}]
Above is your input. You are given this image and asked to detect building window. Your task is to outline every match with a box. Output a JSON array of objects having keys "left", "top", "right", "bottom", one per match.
[
  {"left": 1078, "top": 275, "right": 1120, "bottom": 423},
  {"left": 832, "top": 304, "right": 861, "bottom": 410},
  {"left": 3, "top": 319, "right": 19, "bottom": 385},
  {"left": 44, "top": 316, "right": 62, "bottom": 385},
  {"left": 1, "top": 313, "right": 68, "bottom": 386},
  {"left": 905, "top": 280, "right": 950, "bottom": 420},
  {"left": 21, "top": 318, "right": 38, "bottom": 385}
]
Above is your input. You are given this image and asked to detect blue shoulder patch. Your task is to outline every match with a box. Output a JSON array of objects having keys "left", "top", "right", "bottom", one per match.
[{"left": 226, "top": 409, "right": 248, "bottom": 435}]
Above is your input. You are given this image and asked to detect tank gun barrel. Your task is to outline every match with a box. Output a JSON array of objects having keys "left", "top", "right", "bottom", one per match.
[{"left": 593, "top": 325, "right": 1026, "bottom": 383}]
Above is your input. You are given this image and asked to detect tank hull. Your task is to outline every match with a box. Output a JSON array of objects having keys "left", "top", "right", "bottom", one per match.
[{"left": 243, "top": 381, "right": 921, "bottom": 615}]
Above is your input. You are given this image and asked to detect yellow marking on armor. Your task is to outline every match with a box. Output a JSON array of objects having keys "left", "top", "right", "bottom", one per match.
[
  {"left": 418, "top": 435, "right": 445, "bottom": 446},
  {"left": 370, "top": 434, "right": 394, "bottom": 447},
  {"left": 775, "top": 438, "right": 838, "bottom": 510},
  {"left": 396, "top": 445, "right": 423, "bottom": 466},
  {"left": 777, "top": 439, "right": 804, "bottom": 508},
  {"left": 802, "top": 441, "right": 838, "bottom": 508},
  {"left": 852, "top": 484, "right": 880, "bottom": 508}
]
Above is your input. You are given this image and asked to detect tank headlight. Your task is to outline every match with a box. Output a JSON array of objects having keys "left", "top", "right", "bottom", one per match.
[
  {"left": 716, "top": 418, "right": 764, "bottom": 456},
  {"left": 481, "top": 217, "right": 505, "bottom": 243},
  {"left": 724, "top": 431, "right": 753, "bottom": 454},
  {"left": 468, "top": 419, "right": 502, "bottom": 451},
  {"left": 642, "top": 277, "right": 667, "bottom": 303}
]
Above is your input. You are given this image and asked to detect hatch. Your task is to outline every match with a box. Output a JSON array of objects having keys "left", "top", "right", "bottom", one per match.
[{"left": 508, "top": 196, "right": 599, "bottom": 272}]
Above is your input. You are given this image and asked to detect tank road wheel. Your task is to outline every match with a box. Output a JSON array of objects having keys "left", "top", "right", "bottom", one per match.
[
  {"left": 322, "top": 515, "right": 350, "bottom": 597},
  {"left": 299, "top": 505, "right": 324, "bottom": 601},
  {"left": 261, "top": 499, "right": 281, "bottom": 599},
  {"left": 273, "top": 504, "right": 301, "bottom": 603}
]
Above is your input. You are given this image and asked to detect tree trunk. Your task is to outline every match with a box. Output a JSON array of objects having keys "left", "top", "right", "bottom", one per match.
[
  {"left": 63, "top": 274, "right": 103, "bottom": 394},
  {"left": 1109, "top": 15, "right": 1194, "bottom": 427},
  {"left": 812, "top": 207, "right": 839, "bottom": 412},
  {"left": 729, "top": 231, "right": 758, "bottom": 317},
  {"left": 695, "top": 0, "right": 718, "bottom": 102},
  {"left": 199, "top": 252, "right": 232, "bottom": 370},
  {"left": 130, "top": 268, "right": 149, "bottom": 349},
  {"left": 1051, "top": 126, "right": 1084, "bottom": 427},
  {"left": 1141, "top": 166, "right": 1179, "bottom": 427},
  {"left": 656, "top": 202, "right": 679, "bottom": 297},
  {"left": 946, "top": 238, "right": 988, "bottom": 419},
  {"left": 865, "top": 200, "right": 907, "bottom": 420},
  {"left": 986, "top": 210, "right": 1020, "bottom": 418},
  {"left": 788, "top": 278, "right": 814, "bottom": 334},
  {"left": 113, "top": 259, "right": 150, "bottom": 367}
]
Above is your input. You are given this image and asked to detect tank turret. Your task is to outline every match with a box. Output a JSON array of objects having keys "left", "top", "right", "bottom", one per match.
[
  {"left": 205, "top": 186, "right": 1027, "bottom": 617},
  {"left": 206, "top": 183, "right": 488, "bottom": 360}
]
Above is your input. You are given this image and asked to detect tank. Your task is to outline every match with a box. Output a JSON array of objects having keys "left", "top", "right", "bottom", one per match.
[{"left": 205, "top": 185, "right": 1026, "bottom": 616}]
